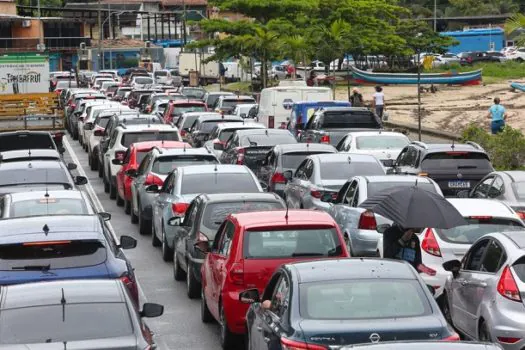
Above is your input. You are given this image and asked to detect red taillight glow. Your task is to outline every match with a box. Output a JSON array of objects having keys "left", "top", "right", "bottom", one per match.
[
  {"left": 319, "top": 135, "right": 331, "bottom": 144},
  {"left": 181, "top": 130, "right": 187, "bottom": 137},
  {"left": 271, "top": 172, "right": 286, "bottom": 184},
  {"left": 280, "top": 337, "right": 327, "bottom": 350},
  {"left": 121, "top": 274, "right": 139, "bottom": 304},
  {"left": 172, "top": 202, "right": 189, "bottom": 214},
  {"left": 144, "top": 173, "right": 164, "bottom": 186},
  {"left": 497, "top": 265, "right": 521, "bottom": 302},
  {"left": 23, "top": 240, "right": 71, "bottom": 246},
  {"left": 421, "top": 228, "right": 442, "bottom": 257},
  {"left": 310, "top": 190, "right": 322, "bottom": 199},
  {"left": 442, "top": 332, "right": 460, "bottom": 341},
  {"left": 236, "top": 147, "right": 245, "bottom": 165},
  {"left": 497, "top": 337, "right": 521, "bottom": 344},
  {"left": 517, "top": 211, "right": 525, "bottom": 220},
  {"left": 469, "top": 216, "right": 492, "bottom": 220},
  {"left": 358, "top": 210, "right": 377, "bottom": 230},
  {"left": 228, "top": 263, "right": 244, "bottom": 286},
  {"left": 115, "top": 150, "right": 126, "bottom": 162}
]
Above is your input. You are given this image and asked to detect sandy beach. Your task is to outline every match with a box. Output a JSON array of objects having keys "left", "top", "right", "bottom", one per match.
[{"left": 335, "top": 81, "right": 525, "bottom": 135}]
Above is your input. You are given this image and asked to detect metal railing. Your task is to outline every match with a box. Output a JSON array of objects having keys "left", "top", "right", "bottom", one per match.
[{"left": 0, "top": 37, "right": 91, "bottom": 52}]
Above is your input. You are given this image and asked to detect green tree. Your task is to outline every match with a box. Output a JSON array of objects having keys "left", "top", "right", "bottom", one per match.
[
  {"left": 281, "top": 35, "right": 312, "bottom": 79},
  {"left": 505, "top": 13, "right": 525, "bottom": 47}
]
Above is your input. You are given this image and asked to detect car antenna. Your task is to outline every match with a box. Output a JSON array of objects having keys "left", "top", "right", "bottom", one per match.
[
  {"left": 60, "top": 288, "right": 66, "bottom": 322},
  {"left": 43, "top": 224, "right": 50, "bottom": 236},
  {"left": 285, "top": 199, "right": 289, "bottom": 221},
  {"left": 451, "top": 139, "right": 455, "bottom": 150},
  {"left": 45, "top": 170, "right": 50, "bottom": 215},
  {"left": 183, "top": 143, "right": 186, "bottom": 152}
]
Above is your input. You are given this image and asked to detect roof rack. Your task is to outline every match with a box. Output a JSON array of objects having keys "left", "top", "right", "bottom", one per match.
[
  {"left": 410, "top": 141, "right": 427, "bottom": 149},
  {"left": 465, "top": 141, "right": 483, "bottom": 150}
]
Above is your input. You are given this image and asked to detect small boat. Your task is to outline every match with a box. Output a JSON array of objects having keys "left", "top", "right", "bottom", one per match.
[
  {"left": 510, "top": 82, "right": 525, "bottom": 92},
  {"left": 351, "top": 66, "right": 482, "bottom": 85}
]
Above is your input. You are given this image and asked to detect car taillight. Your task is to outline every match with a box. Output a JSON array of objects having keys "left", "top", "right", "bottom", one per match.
[
  {"left": 319, "top": 135, "right": 330, "bottom": 144},
  {"left": 271, "top": 172, "right": 286, "bottom": 184},
  {"left": 516, "top": 211, "right": 525, "bottom": 220},
  {"left": 310, "top": 190, "right": 322, "bottom": 199},
  {"left": 358, "top": 210, "right": 377, "bottom": 230},
  {"left": 172, "top": 202, "right": 189, "bottom": 214},
  {"left": 497, "top": 337, "right": 522, "bottom": 344},
  {"left": 236, "top": 147, "right": 245, "bottom": 164},
  {"left": 421, "top": 228, "right": 442, "bottom": 257},
  {"left": 181, "top": 130, "right": 187, "bottom": 137},
  {"left": 497, "top": 265, "right": 521, "bottom": 302},
  {"left": 228, "top": 263, "right": 244, "bottom": 286},
  {"left": 144, "top": 173, "right": 164, "bottom": 186},
  {"left": 281, "top": 337, "right": 327, "bottom": 350},
  {"left": 442, "top": 332, "right": 460, "bottom": 341},
  {"left": 115, "top": 150, "right": 126, "bottom": 162},
  {"left": 70, "top": 103, "right": 76, "bottom": 109},
  {"left": 121, "top": 274, "right": 139, "bottom": 305}
]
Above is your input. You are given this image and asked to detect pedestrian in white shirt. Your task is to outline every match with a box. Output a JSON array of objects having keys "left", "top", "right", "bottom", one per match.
[{"left": 372, "top": 85, "right": 385, "bottom": 119}]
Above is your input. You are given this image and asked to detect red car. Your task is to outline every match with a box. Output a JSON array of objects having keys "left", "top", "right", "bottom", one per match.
[
  {"left": 198, "top": 209, "right": 350, "bottom": 349},
  {"left": 162, "top": 100, "right": 207, "bottom": 124},
  {"left": 115, "top": 141, "right": 190, "bottom": 212}
]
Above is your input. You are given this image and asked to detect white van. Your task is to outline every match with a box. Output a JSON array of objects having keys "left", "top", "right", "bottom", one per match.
[{"left": 257, "top": 86, "right": 332, "bottom": 128}]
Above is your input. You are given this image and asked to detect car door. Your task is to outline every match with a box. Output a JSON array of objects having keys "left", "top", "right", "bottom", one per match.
[
  {"left": 259, "top": 150, "right": 275, "bottom": 190},
  {"left": 132, "top": 154, "right": 153, "bottom": 211},
  {"left": 175, "top": 200, "right": 198, "bottom": 272},
  {"left": 335, "top": 135, "right": 350, "bottom": 152},
  {"left": 286, "top": 160, "right": 309, "bottom": 208},
  {"left": 211, "top": 221, "right": 235, "bottom": 313},
  {"left": 153, "top": 172, "right": 175, "bottom": 236},
  {"left": 117, "top": 148, "right": 132, "bottom": 195},
  {"left": 299, "top": 114, "right": 317, "bottom": 142},
  {"left": 470, "top": 176, "right": 495, "bottom": 198},
  {"left": 259, "top": 274, "right": 292, "bottom": 350},
  {"left": 203, "top": 221, "right": 226, "bottom": 317},
  {"left": 450, "top": 239, "right": 490, "bottom": 337},
  {"left": 220, "top": 134, "right": 238, "bottom": 164}
]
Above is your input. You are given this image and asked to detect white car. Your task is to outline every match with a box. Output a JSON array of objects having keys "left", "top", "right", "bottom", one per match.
[
  {"left": 335, "top": 131, "right": 410, "bottom": 168},
  {"left": 78, "top": 101, "right": 122, "bottom": 148},
  {"left": 507, "top": 47, "right": 525, "bottom": 62},
  {"left": 131, "top": 76, "right": 154, "bottom": 89},
  {"left": 232, "top": 103, "right": 258, "bottom": 119},
  {"left": 376, "top": 198, "right": 525, "bottom": 300},
  {"left": 83, "top": 106, "right": 132, "bottom": 153},
  {"left": 203, "top": 122, "right": 266, "bottom": 158}
]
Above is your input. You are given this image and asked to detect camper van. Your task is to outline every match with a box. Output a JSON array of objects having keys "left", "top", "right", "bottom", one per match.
[{"left": 257, "top": 86, "right": 332, "bottom": 128}]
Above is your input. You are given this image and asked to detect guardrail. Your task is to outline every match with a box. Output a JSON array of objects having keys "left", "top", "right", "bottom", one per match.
[{"left": 0, "top": 93, "right": 62, "bottom": 117}]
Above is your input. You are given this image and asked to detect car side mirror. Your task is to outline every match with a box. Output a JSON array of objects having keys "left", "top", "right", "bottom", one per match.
[
  {"left": 386, "top": 167, "right": 396, "bottom": 175},
  {"left": 83, "top": 123, "right": 94, "bottom": 130},
  {"left": 74, "top": 176, "right": 88, "bottom": 185},
  {"left": 376, "top": 224, "right": 391, "bottom": 233},
  {"left": 457, "top": 190, "right": 470, "bottom": 198},
  {"left": 145, "top": 184, "right": 159, "bottom": 193},
  {"left": 426, "top": 284, "right": 436, "bottom": 296},
  {"left": 99, "top": 212, "right": 111, "bottom": 221},
  {"left": 442, "top": 260, "right": 461, "bottom": 278},
  {"left": 119, "top": 235, "right": 137, "bottom": 249},
  {"left": 213, "top": 143, "right": 224, "bottom": 151},
  {"left": 140, "top": 303, "right": 164, "bottom": 318},
  {"left": 240, "top": 113, "right": 246, "bottom": 118},
  {"left": 67, "top": 163, "right": 77, "bottom": 170},
  {"left": 283, "top": 170, "right": 293, "bottom": 181},
  {"left": 94, "top": 129, "right": 104, "bottom": 137},
  {"left": 125, "top": 169, "right": 137, "bottom": 177},
  {"left": 239, "top": 288, "right": 260, "bottom": 304},
  {"left": 112, "top": 159, "right": 123, "bottom": 165},
  {"left": 259, "top": 181, "right": 268, "bottom": 191},
  {"left": 320, "top": 193, "right": 333, "bottom": 203},
  {"left": 168, "top": 217, "right": 181, "bottom": 226},
  {"left": 194, "top": 240, "right": 210, "bottom": 254}
]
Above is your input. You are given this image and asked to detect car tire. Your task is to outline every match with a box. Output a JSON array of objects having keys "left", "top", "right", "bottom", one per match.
[
  {"left": 161, "top": 227, "right": 173, "bottom": 261},
  {"left": 125, "top": 199, "right": 131, "bottom": 215},
  {"left": 103, "top": 172, "right": 110, "bottom": 193},
  {"left": 478, "top": 320, "right": 491, "bottom": 342},
  {"left": 187, "top": 262, "right": 201, "bottom": 299},
  {"left": 174, "top": 253, "right": 186, "bottom": 281},
  {"left": 138, "top": 201, "right": 152, "bottom": 235},
  {"left": 220, "top": 303, "right": 239, "bottom": 350},
  {"left": 130, "top": 198, "right": 139, "bottom": 224},
  {"left": 116, "top": 190, "right": 124, "bottom": 206},
  {"left": 88, "top": 151, "right": 92, "bottom": 167},
  {"left": 201, "top": 288, "right": 214, "bottom": 323},
  {"left": 79, "top": 135, "right": 83, "bottom": 146},
  {"left": 73, "top": 130, "right": 78, "bottom": 140},
  {"left": 109, "top": 179, "right": 117, "bottom": 200},
  {"left": 151, "top": 221, "right": 161, "bottom": 247},
  {"left": 98, "top": 160, "right": 103, "bottom": 177}
]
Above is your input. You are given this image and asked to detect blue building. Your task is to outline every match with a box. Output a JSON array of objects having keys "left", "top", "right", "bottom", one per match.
[{"left": 440, "top": 28, "right": 505, "bottom": 54}]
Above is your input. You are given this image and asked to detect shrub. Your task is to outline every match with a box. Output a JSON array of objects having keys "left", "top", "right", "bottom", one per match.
[{"left": 461, "top": 123, "right": 525, "bottom": 170}]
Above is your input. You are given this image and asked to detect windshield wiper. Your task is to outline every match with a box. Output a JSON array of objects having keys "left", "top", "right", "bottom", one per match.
[
  {"left": 12, "top": 264, "right": 51, "bottom": 271},
  {"left": 292, "top": 253, "right": 325, "bottom": 257}
]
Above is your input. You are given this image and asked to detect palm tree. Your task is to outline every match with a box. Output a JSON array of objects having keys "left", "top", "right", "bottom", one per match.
[
  {"left": 282, "top": 35, "right": 311, "bottom": 80},
  {"left": 241, "top": 26, "right": 281, "bottom": 88},
  {"left": 505, "top": 14, "right": 525, "bottom": 47}
]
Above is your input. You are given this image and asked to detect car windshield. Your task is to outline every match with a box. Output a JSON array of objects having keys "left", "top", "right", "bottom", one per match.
[
  {"left": 152, "top": 155, "right": 218, "bottom": 175},
  {"left": 243, "top": 228, "right": 342, "bottom": 258},
  {"left": 199, "top": 120, "right": 230, "bottom": 133},
  {"left": 181, "top": 173, "right": 258, "bottom": 195},
  {"left": 356, "top": 135, "right": 409, "bottom": 150},
  {"left": 202, "top": 201, "right": 284, "bottom": 236},
  {"left": 207, "top": 94, "right": 230, "bottom": 107},
  {"left": 121, "top": 131, "right": 180, "bottom": 147},
  {"left": 95, "top": 117, "right": 110, "bottom": 128},
  {"left": 320, "top": 161, "right": 384, "bottom": 180},
  {"left": 172, "top": 105, "right": 206, "bottom": 116},
  {"left": 435, "top": 217, "right": 524, "bottom": 244},
  {"left": 135, "top": 77, "right": 153, "bottom": 84},
  {"left": 0, "top": 168, "right": 70, "bottom": 188},
  {"left": 282, "top": 152, "right": 333, "bottom": 169},
  {"left": 367, "top": 182, "right": 437, "bottom": 197},
  {"left": 421, "top": 152, "right": 492, "bottom": 170},
  {"left": 320, "top": 111, "right": 380, "bottom": 129},
  {"left": 10, "top": 198, "right": 88, "bottom": 217},
  {"left": 300, "top": 280, "right": 429, "bottom": 320},
  {"left": 511, "top": 182, "right": 525, "bottom": 201},
  {"left": 222, "top": 99, "right": 256, "bottom": 109},
  {"left": 182, "top": 89, "right": 205, "bottom": 99},
  {"left": 240, "top": 133, "right": 296, "bottom": 147},
  {"left": 56, "top": 81, "right": 77, "bottom": 88},
  {"left": 0, "top": 134, "right": 54, "bottom": 152},
  {"left": 0, "top": 302, "right": 133, "bottom": 344},
  {"left": 180, "top": 115, "right": 201, "bottom": 130},
  {"left": 155, "top": 71, "right": 168, "bottom": 77}
]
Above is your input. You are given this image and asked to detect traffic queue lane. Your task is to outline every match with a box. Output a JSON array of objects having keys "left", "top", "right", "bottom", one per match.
[{"left": 62, "top": 131, "right": 448, "bottom": 350}]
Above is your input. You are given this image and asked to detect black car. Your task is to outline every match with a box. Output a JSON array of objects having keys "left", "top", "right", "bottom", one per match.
[
  {"left": 257, "top": 143, "right": 337, "bottom": 197},
  {"left": 0, "top": 279, "right": 163, "bottom": 349},
  {"left": 0, "top": 130, "right": 65, "bottom": 155},
  {"left": 0, "top": 149, "right": 61, "bottom": 163},
  {"left": 391, "top": 141, "right": 494, "bottom": 197},
  {"left": 459, "top": 51, "right": 503, "bottom": 65},
  {"left": 220, "top": 128, "right": 298, "bottom": 173},
  {"left": 0, "top": 160, "right": 87, "bottom": 195},
  {"left": 0, "top": 215, "right": 140, "bottom": 304},
  {"left": 241, "top": 259, "right": 459, "bottom": 350},
  {"left": 188, "top": 114, "right": 243, "bottom": 147},
  {"left": 171, "top": 192, "right": 285, "bottom": 298}
]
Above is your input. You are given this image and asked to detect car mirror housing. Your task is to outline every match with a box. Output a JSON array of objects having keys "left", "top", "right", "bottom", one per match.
[
  {"left": 140, "top": 303, "right": 164, "bottom": 318},
  {"left": 145, "top": 184, "right": 159, "bottom": 193},
  {"left": 74, "top": 176, "right": 88, "bottom": 186},
  {"left": 376, "top": 224, "right": 391, "bottom": 233},
  {"left": 239, "top": 288, "right": 260, "bottom": 304},
  {"left": 99, "top": 212, "right": 111, "bottom": 221},
  {"left": 442, "top": 260, "right": 461, "bottom": 278},
  {"left": 67, "top": 163, "right": 77, "bottom": 170},
  {"left": 119, "top": 235, "right": 137, "bottom": 249},
  {"left": 194, "top": 240, "right": 210, "bottom": 254}
]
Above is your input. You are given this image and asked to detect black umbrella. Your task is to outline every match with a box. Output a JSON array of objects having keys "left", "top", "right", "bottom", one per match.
[{"left": 359, "top": 185, "right": 467, "bottom": 229}]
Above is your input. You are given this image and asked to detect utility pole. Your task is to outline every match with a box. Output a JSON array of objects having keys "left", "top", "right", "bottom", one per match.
[
  {"left": 98, "top": 0, "right": 102, "bottom": 71},
  {"left": 433, "top": 0, "right": 437, "bottom": 31},
  {"left": 182, "top": 0, "right": 187, "bottom": 45},
  {"left": 108, "top": 3, "right": 112, "bottom": 69}
]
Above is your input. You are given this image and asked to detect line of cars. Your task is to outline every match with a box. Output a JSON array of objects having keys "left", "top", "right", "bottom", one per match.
[{"left": 57, "top": 71, "right": 525, "bottom": 350}]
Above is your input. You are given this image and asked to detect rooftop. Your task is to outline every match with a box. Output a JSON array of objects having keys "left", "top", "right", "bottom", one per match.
[
  {"left": 447, "top": 198, "right": 518, "bottom": 218},
  {"left": 0, "top": 215, "right": 102, "bottom": 237},
  {"left": 231, "top": 209, "right": 336, "bottom": 228},
  {"left": 180, "top": 164, "right": 250, "bottom": 175},
  {"left": 200, "top": 192, "right": 283, "bottom": 204},
  {"left": 131, "top": 140, "right": 189, "bottom": 151}
]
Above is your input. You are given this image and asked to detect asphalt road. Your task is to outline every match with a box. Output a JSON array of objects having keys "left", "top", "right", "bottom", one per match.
[{"left": 62, "top": 131, "right": 448, "bottom": 350}]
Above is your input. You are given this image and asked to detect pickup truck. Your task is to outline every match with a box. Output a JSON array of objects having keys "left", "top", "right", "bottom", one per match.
[{"left": 298, "top": 106, "right": 382, "bottom": 146}]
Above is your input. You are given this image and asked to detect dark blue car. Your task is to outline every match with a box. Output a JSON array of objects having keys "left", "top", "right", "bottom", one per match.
[
  {"left": 0, "top": 215, "right": 139, "bottom": 304},
  {"left": 241, "top": 258, "right": 459, "bottom": 350}
]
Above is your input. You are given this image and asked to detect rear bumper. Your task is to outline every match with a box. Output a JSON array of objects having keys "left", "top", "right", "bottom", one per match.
[
  {"left": 223, "top": 291, "right": 249, "bottom": 334},
  {"left": 487, "top": 301, "right": 525, "bottom": 350},
  {"left": 351, "top": 233, "right": 381, "bottom": 256}
]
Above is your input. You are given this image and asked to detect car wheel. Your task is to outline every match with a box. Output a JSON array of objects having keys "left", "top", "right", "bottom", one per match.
[
  {"left": 73, "top": 130, "right": 78, "bottom": 140},
  {"left": 201, "top": 288, "right": 213, "bottom": 323},
  {"left": 91, "top": 152, "right": 98, "bottom": 171},
  {"left": 109, "top": 178, "right": 117, "bottom": 200},
  {"left": 138, "top": 201, "right": 151, "bottom": 235},
  {"left": 440, "top": 293, "right": 453, "bottom": 326},
  {"left": 220, "top": 303, "right": 239, "bottom": 349},
  {"left": 84, "top": 143, "right": 88, "bottom": 152},
  {"left": 88, "top": 151, "right": 92, "bottom": 166},
  {"left": 103, "top": 169, "right": 110, "bottom": 193},
  {"left": 161, "top": 227, "right": 173, "bottom": 261},
  {"left": 124, "top": 199, "right": 131, "bottom": 215},
  {"left": 187, "top": 262, "right": 201, "bottom": 299},
  {"left": 98, "top": 160, "right": 103, "bottom": 177},
  {"left": 174, "top": 253, "right": 186, "bottom": 281},
  {"left": 116, "top": 190, "right": 124, "bottom": 206},
  {"left": 151, "top": 221, "right": 161, "bottom": 247},
  {"left": 130, "top": 198, "right": 138, "bottom": 224},
  {"left": 478, "top": 320, "right": 491, "bottom": 342}
]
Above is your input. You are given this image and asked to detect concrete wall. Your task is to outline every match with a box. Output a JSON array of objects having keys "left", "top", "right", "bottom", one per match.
[
  {"left": 11, "top": 19, "right": 42, "bottom": 39},
  {"left": 0, "top": 1, "right": 16, "bottom": 15}
]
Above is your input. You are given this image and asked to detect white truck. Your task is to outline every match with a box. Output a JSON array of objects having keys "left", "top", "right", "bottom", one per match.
[
  {"left": 0, "top": 54, "right": 50, "bottom": 94},
  {"left": 178, "top": 52, "right": 219, "bottom": 85},
  {"left": 257, "top": 86, "right": 333, "bottom": 128}
]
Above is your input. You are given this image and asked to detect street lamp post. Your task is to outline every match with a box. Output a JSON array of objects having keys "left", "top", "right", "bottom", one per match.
[{"left": 416, "top": 32, "right": 423, "bottom": 141}]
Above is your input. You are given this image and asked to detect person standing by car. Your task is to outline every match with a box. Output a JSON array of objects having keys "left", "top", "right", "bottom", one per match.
[
  {"left": 350, "top": 87, "right": 364, "bottom": 107},
  {"left": 372, "top": 85, "right": 385, "bottom": 118},
  {"left": 487, "top": 97, "right": 507, "bottom": 134},
  {"left": 383, "top": 223, "right": 436, "bottom": 275}
]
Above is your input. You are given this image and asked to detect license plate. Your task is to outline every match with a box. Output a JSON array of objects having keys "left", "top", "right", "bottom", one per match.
[{"left": 448, "top": 181, "right": 470, "bottom": 189}]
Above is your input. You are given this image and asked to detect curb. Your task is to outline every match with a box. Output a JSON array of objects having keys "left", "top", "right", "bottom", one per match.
[{"left": 384, "top": 121, "right": 461, "bottom": 141}]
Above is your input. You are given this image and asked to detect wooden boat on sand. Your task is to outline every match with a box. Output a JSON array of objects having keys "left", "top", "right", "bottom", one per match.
[{"left": 351, "top": 66, "right": 482, "bottom": 85}]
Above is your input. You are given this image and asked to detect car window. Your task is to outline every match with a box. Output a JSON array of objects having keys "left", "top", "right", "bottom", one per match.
[
  {"left": 108, "top": 130, "right": 119, "bottom": 148},
  {"left": 463, "top": 239, "right": 490, "bottom": 271},
  {"left": 344, "top": 181, "right": 358, "bottom": 205},
  {"left": 136, "top": 154, "right": 151, "bottom": 175},
  {"left": 218, "top": 221, "right": 235, "bottom": 256},
  {"left": 121, "top": 131, "right": 180, "bottom": 147},
  {"left": 480, "top": 240, "right": 505, "bottom": 273},
  {"left": 281, "top": 152, "right": 333, "bottom": 170},
  {"left": 10, "top": 198, "right": 88, "bottom": 217},
  {"left": 160, "top": 173, "right": 174, "bottom": 193},
  {"left": 367, "top": 182, "right": 438, "bottom": 197},
  {"left": 152, "top": 155, "right": 218, "bottom": 175},
  {"left": 0, "top": 167, "right": 71, "bottom": 188},
  {"left": 269, "top": 276, "right": 290, "bottom": 318},
  {"left": 184, "top": 201, "right": 198, "bottom": 229},
  {"left": 319, "top": 111, "right": 380, "bottom": 129},
  {"left": 239, "top": 133, "right": 296, "bottom": 147},
  {"left": 181, "top": 173, "right": 259, "bottom": 195},
  {"left": 304, "top": 159, "right": 314, "bottom": 179},
  {"left": 472, "top": 177, "right": 494, "bottom": 198},
  {"left": 350, "top": 187, "right": 360, "bottom": 207},
  {"left": 320, "top": 161, "right": 384, "bottom": 181},
  {"left": 355, "top": 135, "right": 409, "bottom": 150},
  {"left": 294, "top": 160, "right": 308, "bottom": 179},
  {"left": 422, "top": 152, "right": 492, "bottom": 170},
  {"left": 489, "top": 176, "right": 505, "bottom": 198}
]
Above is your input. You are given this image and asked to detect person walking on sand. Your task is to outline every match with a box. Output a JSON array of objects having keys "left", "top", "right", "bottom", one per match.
[
  {"left": 372, "top": 85, "right": 385, "bottom": 118},
  {"left": 350, "top": 87, "right": 364, "bottom": 107},
  {"left": 487, "top": 97, "right": 507, "bottom": 134}
]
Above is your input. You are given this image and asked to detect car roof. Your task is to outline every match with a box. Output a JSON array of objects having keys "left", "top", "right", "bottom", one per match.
[
  {"left": 180, "top": 164, "right": 249, "bottom": 175},
  {"left": 0, "top": 130, "right": 51, "bottom": 137},
  {"left": 289, "top": 258, "right": 417, "bottom": 283},
  {"left": 320, "top": 106, "right": 372, "bottom": 112},
  {"left": 293, "top": 100, "right": 349, "bottom": 106},
  {"left": 422, "top": 143, "right": 485, "bottom": 153},
  {"left": 499, "top": 171, "right": 525, "bottom": 182},
  {"left": 231, "top": 209, "right": 336, "bottom": 227},
  {"left": 0, "top": 149, "right": 60, "bottom": 161},
  {"left": 273, "top": 143, "right": 336, "bottom": 153},
  {"left": 206, "top": 92, "right": 234, "bottom": 97},
  {"left": 311, "top": 153, "right": 380, "bottom": 164},
  {"left": 0, "top": 279, "right": 124, "bottom": 310},
  {"left": 215, "top": 122, "right": 265, "bottom": 130},
  {"left": 221, "top": 95, "right": 255, "bottom": 100},
  {"left": 118, "top": 124, "right": 177, "bottom": 132},
  {"left": 346, "top": 131, "right": 408, "bottom": 138},
  {"left": 131, "top": 141, "right": 188, "bottom": 151},
  {"left": 197, "top": 114, "right": 240, "bottom": 122},
  {"left": 500, "top": 231, "right": 525, "bottom": 249},
  {"left": 6, "top": 190, "right": 84, "bottom": 202},
  {"left": 361, "top": 175, "right": 434, "bottom": 184},
  {"left": 200, "top": 192, "right": 282, "bottom": 204},
  {"left": 0, "top": 160, "right": 65, "bottom": 170},
  {"left": 235, "top": 129, "right": 290, "bottom": 137},
  {"left": 157, "top": 148, "right": 213, "bottom": 157},
  {"left": 0, "top": 215, "right": 102, "bottom": 237},
  {"left": 170, "top": 99, "right": 205, "bottom": 105},
  {"left": 447, "top": 198, "right": 518, "bottom": 218},
  {"left": 183, "top": 112, "right": 221, "bottom": 118}
]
